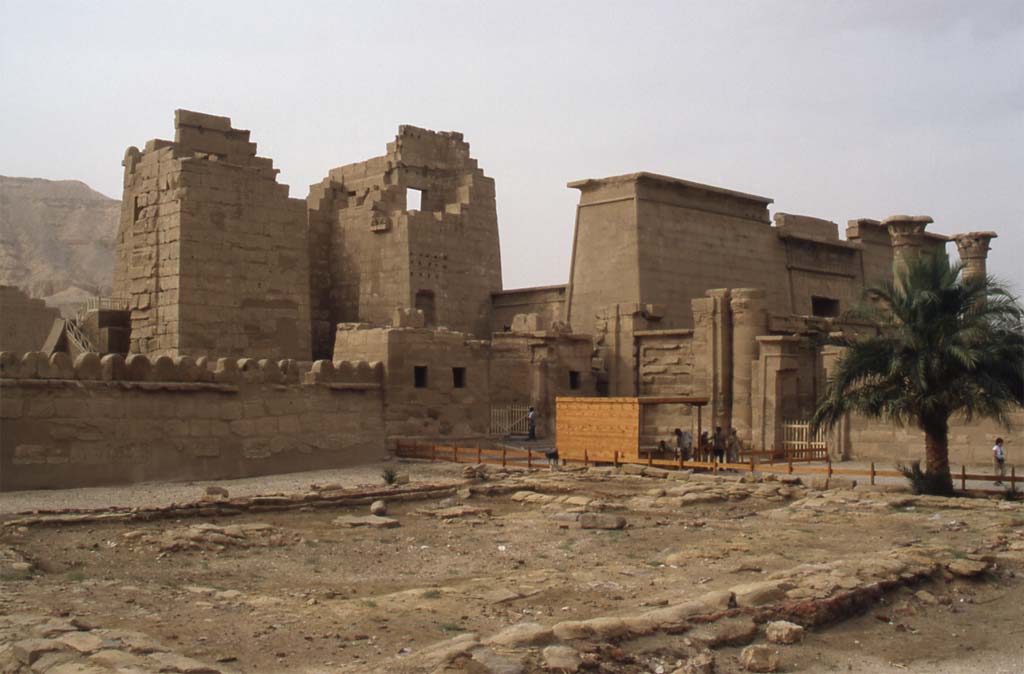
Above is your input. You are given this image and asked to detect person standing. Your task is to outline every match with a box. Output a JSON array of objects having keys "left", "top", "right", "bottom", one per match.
[
  {"left": 727, "top": 427, "right": 741, "bottom": 463},
  {"left": 713, "top": 426, "right": 726, "bottom": 463},
  {"left": 527, "top": 406, "right": 537, "bottom": 441},
  {"left": 674, "top": 428, "right": 693, "bottom": 461},
  {"left": 993, "top": 437, "right": 1006, "bottom": 485}
]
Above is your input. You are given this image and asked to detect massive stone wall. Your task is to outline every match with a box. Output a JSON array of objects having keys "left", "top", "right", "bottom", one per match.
[
  {"left": 565, "top": 173, "right": 904, "bottom": 338},
  {"left": 491, "top": 284, "right": 567, "bottom": 333},
  {"left": 0, "top": 351, "right": 383, "bottom": 491},
  {"left": 114, "top": 110, "right": 310, "bottom": 360},
  {"left": 0, "top": 285, "right": 59, "bottom": 352},
  {"left": 636, "top": 329, "right": 699, "bottom": 443},
  {"left": 308, "top": 126, "right": 501, "bottom": 354}
]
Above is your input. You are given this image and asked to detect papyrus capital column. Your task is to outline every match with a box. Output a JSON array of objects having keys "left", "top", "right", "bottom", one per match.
[
  {"left": 953, "top": 231, "right": 997, "bottom": 283},
  {"left": 883, "top": 214, "right": 933, "bottom": 284}
]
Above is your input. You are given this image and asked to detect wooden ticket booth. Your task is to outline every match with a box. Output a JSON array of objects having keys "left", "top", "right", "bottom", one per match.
[{"left": 555, "top": 396, "right": 708, "bottom": 463}]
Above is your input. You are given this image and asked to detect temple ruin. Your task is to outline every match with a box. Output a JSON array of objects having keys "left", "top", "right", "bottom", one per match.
[{"left": 0, "top": 109, "right": 1016, "bottom": 490}]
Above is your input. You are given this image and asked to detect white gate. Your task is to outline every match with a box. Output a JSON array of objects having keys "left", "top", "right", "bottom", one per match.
[
  {"left": 490, "top": 403, "right": 531, "bottom": 437},
  {"left": 781, "top": 419, "right": 828, "bottom": 459}
]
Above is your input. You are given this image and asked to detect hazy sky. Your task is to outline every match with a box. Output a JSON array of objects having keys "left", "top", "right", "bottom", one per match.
[{"left": 2, "top": 1, "right": 1022, "bottom": 292}]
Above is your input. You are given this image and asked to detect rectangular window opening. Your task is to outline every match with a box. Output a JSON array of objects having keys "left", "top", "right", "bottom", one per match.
[
  {"left": 406, "top": 187, "right": 422, "bottom": 212},
  {"left": 811, "top": 296, "right": 840, "bottom": 318},
  {"left": 414, "top": 365, "right": 428, "bottom": 389},
  {"left": 569, "top": 370, "right": 581, "bottom": 390},
  {"left": 452, "top": 367, "right": 466, "bottom": 389}
]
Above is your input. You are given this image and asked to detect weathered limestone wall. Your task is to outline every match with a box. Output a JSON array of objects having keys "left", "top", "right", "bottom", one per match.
[
  {"left": 564, "top": 178, "right": 641, "bottom": 337},
  {"left": 114, "top": 110, "right": 310, "bottom": 360},
  {"left": 309, "top": 126, "right": 501, "bottom": 340},
  {"left": 843, "top": 411, "right": 1024, "bottom": 466},
  {"left": 333, "top": 324, "right": 490, "bottom": 438},
  {"left": 0, "top": 286, "right": 59, "bottom": 352},
  {"left": 491, "top": 285, "right": 567, "bottom": 333},
  {"left": 0, "top": 351, "right": 384, "bottom": 491},
  {"left": 636, "top": 330, "right": 699, "bottom": 443},
  {"left": 490, "top": 331, "right": 595, "bottom": 438}
]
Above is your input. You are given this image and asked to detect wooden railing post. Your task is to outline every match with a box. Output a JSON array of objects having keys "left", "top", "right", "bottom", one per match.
[
  {"left": 584, "top": 449, "right": 589, "bottom": 467},
  {"left": 477, "top": 446, "right": 482, "bottom": 463},
  {"left": 749, "top": 457, "right": 755, "bottom": 474},
  {"left": 827, "top": 459, "right": 833, "bottom": 480},
  {"left": 870, "top": 462, "right": 876, "bottom": 486},
  {"left": 527, "top": 449, "right": 532, "bottom": 469},
  {"left": 961, "top": 465, "right": 967, "bottom": 492},
  {"left": 431, "top": 443, "right": 436, "bottom": 462},
  {"left": 648, "top": 451, "right": 653, "bottom": 467},
  {"left": 453, "top": 445, "right": 458, "bottom": 463},
  {"left": 1012, "top": 465, "right": 1017, "bottom": 486},
  {"left": 787, "top": 453, "right": 794, "bottom": 475},
  {"left": 614, "top": 450, "right": 619, "bottom": 468},
  {"left": 502, "top": 447, "right": 507, "bottom": 467}
]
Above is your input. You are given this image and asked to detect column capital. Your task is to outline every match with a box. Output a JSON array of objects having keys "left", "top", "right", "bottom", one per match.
[
  {"left": 953, "top": 231, "right": 998, "bottom": 260},
  {"left": 883, "top": 214, "right": 933, "bottom": 247}
]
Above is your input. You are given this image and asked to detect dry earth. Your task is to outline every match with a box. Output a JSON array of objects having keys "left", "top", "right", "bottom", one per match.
[{"left": 2, "top": 461, "right": 1024, "bottom": 674}]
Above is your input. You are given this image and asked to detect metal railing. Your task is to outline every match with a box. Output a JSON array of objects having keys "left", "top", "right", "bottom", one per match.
[
  {"left": 63, "top": 318, "right": 96, "bottom": 353},
  {"left": 490, "top": 403, "right": 531, "bottom": 436},
  {"left": 76, "top": 296, "right": 129, "bottom": 323}
]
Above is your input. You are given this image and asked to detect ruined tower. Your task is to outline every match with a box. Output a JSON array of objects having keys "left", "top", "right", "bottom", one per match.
[
  {"left": 113, "top": 110, "right": 311, "bottom": 360},
  {"left": 308, "top": 126, "right": 502, "bottom": 357}
]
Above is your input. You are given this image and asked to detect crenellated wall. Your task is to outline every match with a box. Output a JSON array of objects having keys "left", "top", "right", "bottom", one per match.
[{"left": 0, "top": 351, "right": 384, "bottom": 491}]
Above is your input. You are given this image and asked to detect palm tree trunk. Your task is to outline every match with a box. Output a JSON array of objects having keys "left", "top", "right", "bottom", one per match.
[{"left": 922, "top": 416, "right": 954, "bottom": 494}]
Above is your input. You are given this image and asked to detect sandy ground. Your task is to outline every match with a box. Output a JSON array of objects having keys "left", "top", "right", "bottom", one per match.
[{"left": 2, "top": 461, "right": 1023, "bottom": 673}]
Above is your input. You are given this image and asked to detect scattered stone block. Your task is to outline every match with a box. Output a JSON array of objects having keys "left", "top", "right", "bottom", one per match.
[
  {"left": 765, "top": 620, "right": 804, "bottom": 644},
  {"left": 731, "top": 580, "right": 794, "bottom": 607},
  {"left": 13, "top": 639, "right": 65, "bottom": 665},
  {"left": 370, "top": 500, "right": 388, "bottom": 516},
  {"left": 57, "top": 631, "right": 106, "bottom": 654},
  {"left": 690, "top": 617, "right": 758, "bottom": 648},
  {"left": 578, "top": 513, "right": 626, "bottom": 530},
  {"left": 483, "top": 622, "right": 553, "bottom": 647},
  {"left": 332, "top": 515, "right": 399, "bottom": 528},
  {"left": 740, "top": 645, "right": 779, "bottom": 672},
  {"left": 947, "top": 559, "right": 988, "bottom": 577},
  {"left": 541, "top": 645, "right": 581, "bottom": 672}
]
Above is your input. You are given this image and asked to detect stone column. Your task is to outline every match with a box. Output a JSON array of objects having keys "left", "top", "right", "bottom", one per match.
[
  {"left": 729, "top": 288, "right": 767, "bottom": 445},
  {"left": 692, "top": 289, "right": 732, "bottom": 431},
  {"left": 883, "top": 215, "right": 933, "bottom": 285},
  {"left": 953, "top": 231, "right": 997, "bottom": 284}
]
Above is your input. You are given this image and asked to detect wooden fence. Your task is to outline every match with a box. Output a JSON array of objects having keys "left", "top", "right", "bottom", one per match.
[{"left": 394, "top": 440, "right": 1021, "bottom": 494}]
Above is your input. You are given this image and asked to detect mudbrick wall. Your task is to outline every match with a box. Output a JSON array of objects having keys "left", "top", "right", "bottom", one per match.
[{"left": 0, "top": 351, "right": 384, "bottom": 491}]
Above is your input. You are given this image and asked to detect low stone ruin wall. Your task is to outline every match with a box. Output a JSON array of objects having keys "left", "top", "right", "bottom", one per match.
[
  {"left": 844, "top": 409, "right": 1024, "bottom": 466},
  {"left": 0, "top": 352, "right": 385, "bottom": 491}
]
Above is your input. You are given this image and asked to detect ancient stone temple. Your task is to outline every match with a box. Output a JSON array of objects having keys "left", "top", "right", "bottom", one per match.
[{"left": 1, "top": 108, "right": 1016, "bottom": 490}]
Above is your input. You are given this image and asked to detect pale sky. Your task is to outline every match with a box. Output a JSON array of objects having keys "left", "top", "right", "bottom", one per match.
[{"left": 2, "top": 0, "right": 1022, "bottom": 293}]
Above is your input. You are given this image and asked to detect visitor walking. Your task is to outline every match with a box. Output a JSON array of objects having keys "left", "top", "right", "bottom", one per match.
[
  {"left": 699, "top": 431, "right": 711, "bottom": 461},
  {"left": 993, "top": 437, "right": 1006, "bottom": 485},
  {"left": 527, "top": 406, "right": 537, "bottom": 440}
]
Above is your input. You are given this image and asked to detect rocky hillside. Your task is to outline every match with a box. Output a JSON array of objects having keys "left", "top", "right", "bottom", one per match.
[{"left": 0, "top": 176, "right": 120, "bottom": 315}]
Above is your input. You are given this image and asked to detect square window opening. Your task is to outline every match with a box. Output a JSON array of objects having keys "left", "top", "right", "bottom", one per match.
[
  {"left": 406, "top": 187, "right": 422, "bottom": 212},
  {"left": 569, "top": 370, "right": 581, "bottom": 390},
  {"left": 452, "top": 367, "right": 466, "bottom": 389},
  {"left": 414, "top": 365, "right": 428, "bottom": 389},
  {"left": 811, "top": 296, "right": 841, "bottom": 318}
]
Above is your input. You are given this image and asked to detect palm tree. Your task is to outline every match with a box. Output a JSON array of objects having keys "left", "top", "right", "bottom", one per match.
[{"left": 812, "top": 252, "right": 1024, "bottom": 495}]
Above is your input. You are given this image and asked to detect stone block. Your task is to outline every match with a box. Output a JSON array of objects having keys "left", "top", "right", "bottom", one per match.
[
  {"left": 13, "top": 638, "right": 65, "bottom": 665},
  {"left": 48, "top": 352, "right": 75, "bottom": 379},
  {"left": 0, "top": 351, "right": 19, "bottom": 377},
  {"left": 214, "top": 358, "right": 238, "bottom": 383},
  {"left": 174, "top": 356, "right": 200, "bottom": 382},
  {"left": 100, "top": 354, "right": 126, "bottom": 381},
  {"left": 73, "top": 353, "right": 103, "bottom": 380},
  {"left": 258, "top": 359, "right": 283, "bottom": 383},
  {"left": 124, "top": 354, "right": 152, "bottom": 381}
]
